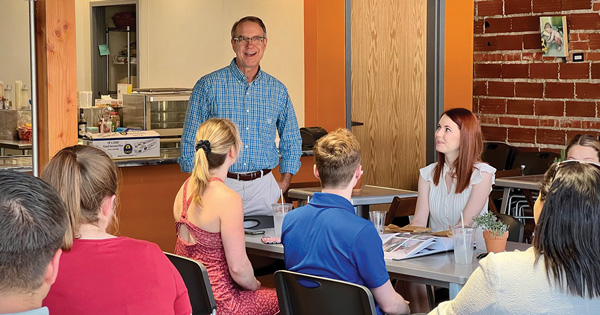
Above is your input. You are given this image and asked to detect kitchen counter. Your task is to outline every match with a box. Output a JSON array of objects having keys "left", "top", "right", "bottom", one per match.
[
  {"left": 0, "top": 148, "right": 314, "bottom": 172},
  {"left": 0, "top": 156, "right": 34, "bottom": 172},
  {"left": 114, "top": 148, "right": 314, "bottom": 168},
  {"left": 0, "top": 149, "right": 182, "bottom": 172},
  {"left": 0, "top": 146, "right": 316, "bottom": 251},
  {"left": 113, "top": 148, "right": 181, "bottom": 167}
]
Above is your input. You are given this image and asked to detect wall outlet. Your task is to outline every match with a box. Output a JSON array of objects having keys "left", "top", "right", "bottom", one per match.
[{"left": 573, "top": 53, "right": 584, "bottom": 62}]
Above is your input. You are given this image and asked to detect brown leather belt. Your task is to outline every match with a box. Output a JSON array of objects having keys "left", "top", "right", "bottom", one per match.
[{"left": 227, "top": 169, "right": 271, "bottom": 181}]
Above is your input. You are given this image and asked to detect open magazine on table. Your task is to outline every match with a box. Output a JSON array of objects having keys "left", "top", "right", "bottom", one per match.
[{"left": 380, "top": 233, "right": 454, "bottom": 261}]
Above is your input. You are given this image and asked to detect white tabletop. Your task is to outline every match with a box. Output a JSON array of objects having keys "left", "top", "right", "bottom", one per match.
[
  {"left": 288, "top": 185, "right": 418, "bottom": 206},
  {"left": 245, "top": 228, "right": 531, "bottom": 292}
]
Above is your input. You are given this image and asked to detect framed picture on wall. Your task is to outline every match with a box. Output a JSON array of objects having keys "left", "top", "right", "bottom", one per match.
[{"left": 540, "top": 16, "right": 568, "bottom": 57}]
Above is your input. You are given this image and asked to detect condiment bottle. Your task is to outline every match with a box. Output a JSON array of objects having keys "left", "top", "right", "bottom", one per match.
[
  {"left": 110, "top": 112, "right": 120, "bottom": 131},
  {"left": 78, "top": 110, "right": 87, "bottom": 138}
]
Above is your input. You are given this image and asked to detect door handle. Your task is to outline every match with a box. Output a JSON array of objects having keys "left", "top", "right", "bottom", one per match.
[{"left": 351, "top": 121, "right": 364, "bottom": 127}]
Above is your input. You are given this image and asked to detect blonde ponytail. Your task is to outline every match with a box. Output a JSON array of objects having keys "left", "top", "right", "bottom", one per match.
[
  {"left": 41, "top": 145, "right": 119, "bottom": 251},
  {"left": 191, "top": 119, "right": 241, "bottom": 206},
  {"left": 191, "top": 142, "right": 212, "bottom": 206},
  {"left": 41, "top": 150, "right": 81, "bottom": 250}
]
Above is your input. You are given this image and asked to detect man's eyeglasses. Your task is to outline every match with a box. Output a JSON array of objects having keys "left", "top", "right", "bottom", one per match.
[{"left": 232, "top": 36, "right": 265, "bottom": 45}]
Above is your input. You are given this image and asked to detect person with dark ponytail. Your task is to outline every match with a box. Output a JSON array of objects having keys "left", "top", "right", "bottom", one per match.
[
  {"left": 173, "top": 118, "right": 279, "bottom": 315},
  {"left": 41, "top": 145, "right": 191, "bottom": 315}
]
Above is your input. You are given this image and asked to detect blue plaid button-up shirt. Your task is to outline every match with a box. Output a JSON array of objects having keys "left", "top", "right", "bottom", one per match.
[{"left": 179, "top": 58, "right": 301, "bottom": 174}]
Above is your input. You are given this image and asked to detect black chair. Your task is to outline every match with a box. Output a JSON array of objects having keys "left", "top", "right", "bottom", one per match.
[
  {"left": 510, "top": 151, "right": 560, "bottom": 175},
  {"left": 482, "top": 142, "right": 513, "bottom": 171},
  {"left": 243, "top": 215, "right": 274, "bottom": 229},
  {"left": 275, "top": 270, "right": 377, "bottom": 315},
  {"left": 489, "top": 168, "right": 523, "bottom": 214},
  {"left": 165, "top": 252, "right": 217, "bottom": 315},
  {"left": 496, "top": 213, "right": 524, "bottom": 243}
]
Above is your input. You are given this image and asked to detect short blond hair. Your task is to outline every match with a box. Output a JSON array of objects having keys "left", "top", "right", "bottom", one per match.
[{"left": 313, "top": 128, "right": 361, "bottom": 189}]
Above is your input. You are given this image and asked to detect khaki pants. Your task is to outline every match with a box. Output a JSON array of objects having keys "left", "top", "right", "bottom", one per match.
[{"left": 225, "top": 172, "right": 280, "bottom": 216}]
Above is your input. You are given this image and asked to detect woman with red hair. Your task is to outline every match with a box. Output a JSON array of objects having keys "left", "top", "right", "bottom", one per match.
[{"left": 411, "top": 108, "right": 495, "bottom": 238}]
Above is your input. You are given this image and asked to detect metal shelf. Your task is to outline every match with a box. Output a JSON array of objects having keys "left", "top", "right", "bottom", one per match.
[{"left": 105, "top": 26, "right": 134, "bottom": 89}]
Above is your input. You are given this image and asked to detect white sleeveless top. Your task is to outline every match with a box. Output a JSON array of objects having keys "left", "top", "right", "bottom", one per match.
[{"left": 420, "top": 162, "right": 496, "bottom": 231}]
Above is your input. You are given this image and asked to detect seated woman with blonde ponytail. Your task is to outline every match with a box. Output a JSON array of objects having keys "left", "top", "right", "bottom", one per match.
[
  {"left": 41, "top": 145, "right": 192, "bottom": 315},
  {"left": 173, "top": 118, "right": 279, "bottom": 315}
]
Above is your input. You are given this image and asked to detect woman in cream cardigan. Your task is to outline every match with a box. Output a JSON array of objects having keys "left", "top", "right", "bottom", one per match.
[{"left": 431, "top": 160, "right": 600, "bottom": 314}]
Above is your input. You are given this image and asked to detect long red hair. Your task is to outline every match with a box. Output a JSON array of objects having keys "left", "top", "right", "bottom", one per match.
[{"left": 433, "top": 108, "right": 483, "bottom": 193}]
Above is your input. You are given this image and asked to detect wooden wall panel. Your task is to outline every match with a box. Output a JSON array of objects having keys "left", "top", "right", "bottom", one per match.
[
  {"left": 351, "top": 0, "right": 427, "bottom": 191},
  {"left": 35, "top": 0, "right": 78, "bottom": 169}
]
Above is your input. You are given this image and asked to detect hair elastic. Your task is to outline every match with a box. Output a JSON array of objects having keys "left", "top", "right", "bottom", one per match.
[{"left": 195, "top": 140, "right": 211, "bottom": 154}]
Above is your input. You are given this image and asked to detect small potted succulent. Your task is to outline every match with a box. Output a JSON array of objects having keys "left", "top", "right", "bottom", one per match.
[{"left": 472, "top": 212, "right": 509, "bottom": 253}]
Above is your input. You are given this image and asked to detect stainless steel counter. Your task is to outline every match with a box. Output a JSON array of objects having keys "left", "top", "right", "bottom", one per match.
[
  {"left": 0, "top": 148, "right": 314, "bottom": 171},
  {"left": 113, "top": 148, "right": 181, "bottom": 167},
  {"left": 114, "top": 148, "right": 313, "bottom": 167},
  {"left": 0, "top": 156, "right": 34, "bottom": 172}
]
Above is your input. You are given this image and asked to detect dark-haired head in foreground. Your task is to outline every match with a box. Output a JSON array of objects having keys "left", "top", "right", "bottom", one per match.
[
  {"left": 0, "top": 170, "right": 67, "bottom": 313},
  {"left": 534, "top": 160, "right": 600, "bottom": 298}
]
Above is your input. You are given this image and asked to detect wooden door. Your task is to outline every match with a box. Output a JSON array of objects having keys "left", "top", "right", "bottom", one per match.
[{"left": 351, "top": 0, "right": 428, "bottom": 191}]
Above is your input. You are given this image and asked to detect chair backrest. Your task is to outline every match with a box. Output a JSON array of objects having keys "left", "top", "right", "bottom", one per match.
[
  {"left": 164, "top": 252, "right": 217, "bottom": 315},
  {"left": 496, "top": 213, "right": 524, "bottom": 243},
  {"left": 510, "top": 151, "right": 560, "bottom": 175},
  {"left": 482, "top": 142, "right": 514, "bottom": 171},
  {"left": 243, "top": 215, "right": 274, "bottom": 229},
  {"left": 275, "top": 270, "right": 377, "bottom": 315},
  {"left": 385, "top": 196, "right": 417, "bottom": 225}
]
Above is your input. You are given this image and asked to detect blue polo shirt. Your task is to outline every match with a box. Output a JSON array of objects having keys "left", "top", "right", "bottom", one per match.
[{"left": 281, "top": 192, "right": 389, "bottom": 315}]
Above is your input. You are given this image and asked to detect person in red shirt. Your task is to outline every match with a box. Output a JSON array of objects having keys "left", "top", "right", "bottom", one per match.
[{"left": 41, "top": 145, "right": 192, "bottom": 315}]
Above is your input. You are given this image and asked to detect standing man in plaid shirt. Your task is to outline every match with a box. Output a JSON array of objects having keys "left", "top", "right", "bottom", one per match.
[{"left": 179, "top": 16, "right": 302, "bottom": 216}]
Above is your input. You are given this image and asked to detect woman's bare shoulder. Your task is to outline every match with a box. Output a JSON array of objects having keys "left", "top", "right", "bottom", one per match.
[
  {"left": 172, "top": 180, "right": 189, "bottom": 219},
  {"left": 208, "top": 182, "right": 242, "bottom": 206}
]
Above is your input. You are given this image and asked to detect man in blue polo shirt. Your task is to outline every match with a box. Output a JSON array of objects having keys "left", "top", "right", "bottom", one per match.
[{"left": 281, "top": 129, "right": 410, "bottom": 315}]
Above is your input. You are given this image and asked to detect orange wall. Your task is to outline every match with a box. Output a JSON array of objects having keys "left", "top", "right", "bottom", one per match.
[
  {"left": 304, "top": 1, "right": 474, "bottom": 117},
  {"left": 115, "top": 164, "right": 189, "bottom": 251},
  {"left": 304, "top": 0, "right": 346, "bottom": 132},
  {"left": 444, "top": 0, "right": 474, "bottom": 110}
]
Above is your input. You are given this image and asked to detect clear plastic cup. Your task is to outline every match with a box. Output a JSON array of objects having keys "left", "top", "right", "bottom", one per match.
[
  {"left": 452, "top": 227, "right": 474, "bottom": 264},
  {"left": 369, "top": 211, "right": 387, "bottom": 234},
  {"left": 272, "top": 203, "right": 293, "bottom": 237}
]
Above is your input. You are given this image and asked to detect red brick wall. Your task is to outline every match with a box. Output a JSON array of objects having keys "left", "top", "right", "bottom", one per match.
[{"left": 473, "top": 0, "right": 600, "bottom": 152}]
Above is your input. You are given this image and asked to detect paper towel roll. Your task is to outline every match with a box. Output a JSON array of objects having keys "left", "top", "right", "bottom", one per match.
[
  {"left": 15, "top": 81, "right": 23, "bottom": 110},
  {"left": 78, "top": 91, "right": 93, "bottom": 108}
]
